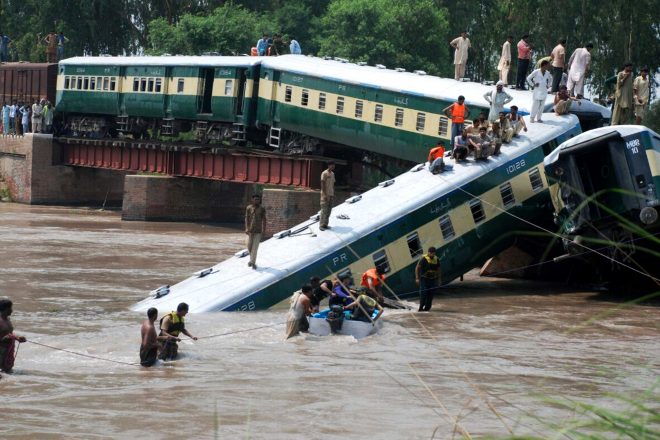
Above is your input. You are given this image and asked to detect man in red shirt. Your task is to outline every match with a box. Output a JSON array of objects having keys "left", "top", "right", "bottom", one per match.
[{"left": 515, "top": 35, "right": 532, "bottom": 90}]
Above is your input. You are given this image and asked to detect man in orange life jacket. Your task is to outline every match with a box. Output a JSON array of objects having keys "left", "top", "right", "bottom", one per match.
[
  {"left": 361, "top": 267, "right": 386, "bottom": 304},
  {"left": 159, "top": 302, "right": 197, "bottom": 361},
  {"left": 443, "top": 95, "right": 469, "bottom": 153},
  {"left": 415, "top": 247, "right": 442, "bottom": 312},
  {"left": 428, "top": 142, "right": 446, "bottom": 174}
]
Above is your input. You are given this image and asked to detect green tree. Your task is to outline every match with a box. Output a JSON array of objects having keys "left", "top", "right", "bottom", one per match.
[{"left": 314, "top": 0, "right": 450, "bottom": 76}]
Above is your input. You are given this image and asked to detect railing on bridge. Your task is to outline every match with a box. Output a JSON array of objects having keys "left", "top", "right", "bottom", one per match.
[{"left": 57, "top": 138, "right": 323, "bottom": 189}]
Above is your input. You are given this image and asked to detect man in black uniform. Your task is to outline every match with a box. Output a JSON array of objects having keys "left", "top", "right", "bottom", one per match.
[{"left": 415, "top": 247, "right": 442, "bottom": 312}]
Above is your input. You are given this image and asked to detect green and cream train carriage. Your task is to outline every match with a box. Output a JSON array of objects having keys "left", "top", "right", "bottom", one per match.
[
  {"left": 255, "top": 55, "right": 609, "bottom": 162},
  {"left": 133, "top": 113, "right": 582, "bottom": 313},
  {"left": 56, "top": 56, "right": 262, "bottom": 141}
]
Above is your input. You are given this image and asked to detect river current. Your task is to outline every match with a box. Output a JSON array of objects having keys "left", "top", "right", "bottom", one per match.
[{"left": 0, "top": 203, "right": 657, "bottom": 439}]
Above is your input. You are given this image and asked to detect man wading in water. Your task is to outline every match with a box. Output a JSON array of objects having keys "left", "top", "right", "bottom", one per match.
[
  {"left": 0, "top": 299, "right": 27, "bottom": 373},
  {"left": 159, "top": 302, "right": 197, "bottom": 361},
  {"left": 285, "top": 285, "right": 313, "bottom": 339},
  {"left": 140, "top": 307, "right": 177, "bottom": 367}
]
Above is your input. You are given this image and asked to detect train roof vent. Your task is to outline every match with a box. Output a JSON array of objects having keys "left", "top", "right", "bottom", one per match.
[
  {"left": 323, "top": 56, "right": 332, "bottom": 60},
  {"left": 395, "top": 67, "right": 406, "bottom": 72},
  {"left": 274, "top": 229, "right": 292, "bottom": 239},
  {"left": 357, "top": 61, "right": 367, "bottom": 66},
  {"left": 378, "top": 179, "right": 395, "bottom": 188},
  {"left": 413, "top": 70, "right": 427, "bottom": 76},
  {"left": 346, "top": 195, "right": 362, "bottom": 204},
  {"left": 235, "top": 249, "right": 249, "bottom": 258},
  {"left": 459, "top": 78, "right": 471, "bottom": 82},
  {"left": 375, "top": 64, "right": 386, "bottom": 69},
  {"left": 309, "top": 213, "right": 320, "bottom": 221},
  {"left": 411, "top": 164, "right": 425, "bottom": 172},
  {"left": 482, "top": 80, "right": 494, "bottom": 85}
]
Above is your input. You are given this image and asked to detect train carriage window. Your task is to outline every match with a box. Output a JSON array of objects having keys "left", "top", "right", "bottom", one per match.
[
  {"left": 64, "top": 77, "right": 70, "bottom": 89},
  {"left": 177, "top": 79, "right": 184, "bottom": 93},
  {"left": 318, "top": 93, "right": 326, "bottom": 110},
  {"left": 374, "top": 104, "right": 383, "bottom": 122},
  {"left": 96, "top": 77, "right": 102, "bottom": 90},
  {"left": 284, "top": 85, "right": 292, "bottom": 103},
  {"left": 336, "top": 97, "right": 344, "bottom": 114},
  {"left": 77, "top": 77, "right": 82, "bottom": 89},
  {"left": 355, "top": 100, "right": 363, "bottom": 118},
  {"left": 89, "top": 77, "right": 96, "bottom": 90},
  {"left": 301, "top": 89, "right": 309, "bottom": 106},
  {"left": 83, "top": 77, "right": 89, "bottom": 90},
  {"left": 395, "top": 108, "right": 404, "bottom": 127},
  {"left": 224, "top": 80, "right": 233, "bottom": 96},
  {"left": 372, "top": 250, "right": 391, "bottom": 274},
  {"left": 469, "top": 199, "right": 486, "bottom": 224},
  {"left": 406, "top": 232, "right": 423, "bottom": 258},
  {"left": 140, "top": 78, "right": 147, "bottom": 92},
  {"left": 110, "top": 78, "right": 116, "bottom": 91},
  {"left": 439, "top": 214, "right": 455, "bottom": 240},
  {"left": 499, "top": 182, "right": 516, "bottom": 208},
  {"left": 438, "top": 116, "right": 449, "bottom": 136},
  {"left": 529, "top": 167, "right": 544, "bottom": 191},
  {"left": 416, "top": 112, "right": 426, "bottom": 132},
  {"left": 133, "top": 78, "right": 139, "bottom": 92},
  {"left": 103, "top": 77, "right": 109, "bottom": 91},
  {"left": 147, "top": 78, "right": 154, "bottom": 92},
  {"left": 155, "top": 78, "right": 162, "bottom": 93}
]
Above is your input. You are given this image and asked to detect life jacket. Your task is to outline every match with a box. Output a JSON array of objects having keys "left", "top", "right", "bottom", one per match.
[
  {"left": 160, "top": 312, "right": 185, "bottom": 337},
  {"left": 353, "top": 295, "right": 377, "bottom": 320},
  {"left": 428, "top": 146, "right": 445, "bottom": 162},
  {"left": 451, "top": 103, "right": 466, "bottom": 123},
  {"left": 421, "top": 254, "right": 440, "bottom": 279},
  {"left": 361, "top": 268, "right": 384, "bottom": 288}
]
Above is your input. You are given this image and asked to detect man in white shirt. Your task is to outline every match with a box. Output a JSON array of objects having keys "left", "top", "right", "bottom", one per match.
[
  {"left": 497, "top": 36, "right": 513, "bottom": 85},
  {"left": 289, "top": 37, "right": 301, "bottom": 55},
  {"left": 450, "top": 31, "right": 471, "bottom": 81},
  {"left": 567, "top": 43, "right": 593, "bottom": 98},
  {"left": 550, "top": 39, "right": 566, "bottom": 93},
  {"left": 8, "top": 102, "right": 16, "bottom": 134},
  {"left": 633, "top": 67, "right": 650, "bottom": 124},
  {"left": 526, "top": 60, "right": 552, "bottom": 123}
]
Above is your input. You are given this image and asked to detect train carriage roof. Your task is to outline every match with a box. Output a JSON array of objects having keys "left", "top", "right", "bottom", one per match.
[{"left": 59, "top": 56, "right": 263, "bottom": 67}]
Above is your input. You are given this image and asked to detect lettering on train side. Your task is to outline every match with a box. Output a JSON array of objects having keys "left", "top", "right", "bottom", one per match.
[
  {"left": 238, "top": 300, "right": 256, "bottom": 311},
  {"left": 626, "top": 138, "right": 641, "bottom": 154},
  {"left": 217, "top": 69, "right": 232, "bottom": 76},
  {"left": 332, "top": 253, "right": 348, "bottom": 266},
  {"left": 506, "top": 159, "right": 526, "bottom": 175},
  {"left": 394, "top": 97, "right": 409, "bottom": 106},
  {"left": 430, "top": 199, "right": 451, "bottom": 214},
  {"left": 291, "top": 76, "right": 304, "bottom": 83}
]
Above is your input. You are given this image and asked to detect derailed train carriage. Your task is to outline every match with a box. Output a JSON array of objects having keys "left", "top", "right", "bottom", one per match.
[{"left": 55, "top": 55, "right": 609, "bottom": 165}]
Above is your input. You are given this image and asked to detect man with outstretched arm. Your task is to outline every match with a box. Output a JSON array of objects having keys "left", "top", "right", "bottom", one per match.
[
  {"left": 159, "top": 302, "right": 197, "bottom": 361},
  {"left": 0, "top": 299, "right": 27, "bottom": 373}
]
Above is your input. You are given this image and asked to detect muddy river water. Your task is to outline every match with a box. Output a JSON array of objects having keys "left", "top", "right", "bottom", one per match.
[{"left": 0, "top": 203, "right": 658, "bottom": 439}]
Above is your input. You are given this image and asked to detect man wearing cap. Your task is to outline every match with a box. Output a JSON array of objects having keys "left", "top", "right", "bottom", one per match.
[
  {"left": 483, "top": 81, "right": 513, "bottom": 121},
  {"left": 443, "top": 95, "right": 469, "bottom": 153},
  {"left": 415, "top": 247, "right": 442, "bottom": 312}
]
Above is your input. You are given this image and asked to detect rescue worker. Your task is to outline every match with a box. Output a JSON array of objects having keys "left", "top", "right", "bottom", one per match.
[
  {"left": 427, "top": 142, "right": 446, "bottom": 174},
  {"left": 360, "top": 267, "right": 386, "bottom": 304},
  {"left": 344, "top": 288, "right": 383, "bottom": 322},
  {"left": 158, "top": 302, "right": 197, "bottom": 361},
  {"left": 285, "top": 285, "right": 314, "bottom": 339},
  {"left": 415, "top": 247, "right": 442, "bottom": 312},
  {"left": 443, "top": 95, "right": 469, "bottom": 152}
]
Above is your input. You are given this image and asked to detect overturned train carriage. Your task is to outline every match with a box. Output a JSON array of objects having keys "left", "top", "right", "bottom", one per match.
[{"left": 544, "top": 125, "right": 660, "bottom": 290}]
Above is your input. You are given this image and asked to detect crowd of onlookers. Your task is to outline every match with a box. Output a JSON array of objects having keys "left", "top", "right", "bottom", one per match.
[
  {"left": 0, "top": 30, "right": 68, "bottom": 63},
  {"left": 0, "top": 99, "right": 55, "bottom": 136},
  {"left": 252, "top": 34, "right": 302, "bottom": 56}
]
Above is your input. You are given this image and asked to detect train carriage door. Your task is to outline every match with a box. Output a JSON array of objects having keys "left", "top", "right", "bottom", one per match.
[
  {"left": 236, "top": 69, "right": 247, "bottom": 116},
  {"left": 198, "top": 68, "right": 214, "bottom": 114}
]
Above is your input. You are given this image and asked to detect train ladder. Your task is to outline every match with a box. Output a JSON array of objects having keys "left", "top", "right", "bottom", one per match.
[
  {"left": 232, "top": 123, "right": 247, "bottom": 145},
  {"left": 161, "top": 118, "right": 175, "bottom": 136},
  {"left": 269, "top": 127, "right": 281, "bottom": 149}
]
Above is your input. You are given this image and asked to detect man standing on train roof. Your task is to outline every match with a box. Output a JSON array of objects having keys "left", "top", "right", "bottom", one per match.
[
  {"left": 319, "top": 161, "right": 335, "bottom": 231},
  {"left": 140, "top": 307, "right": 176, "bottom": 367},
  {"left": 483, "top": 81, "right": 513, "bottom": 121},
  {"left": 549, "top": 39, "right": 567, "bottom": 93},
  {"left": 515, "top": 35, "right": 533, "bottom": 90},
  {"left": 0, "top": 299, "right": 27, "bottom": 373},
  {"left": 497, "top": 35, "right": 513, "bottom": 85},
  {"left": 0, "top": 32, "right": 10, "bottom": 62},
  {"left": 443, "top": 95, "right": 469, "bottom": 152},
  {"left": 43, "top": 30, "right": 57, "bottom": 63},
  {"left": 256, "top": 34, "right": 269, "bottom": 56},
  {"left": 611, "top": 62, "right": 634, "bottom": 126},
  {"left": 566, "top": 43, "right": 593, "bottom": 99},
  {"left": 450, "top": 31, "right": 471, "bottom": 81},
  {"left": 526, "top": 59, "right": 552, "bottom": 123},
  {"left": 158, "top": 302, "right": 197, "bottom": 361},
  {"left": 245, "top": 194, "right": 266, "bottom": 269},
  {"left": 289, "top": 37, "right": 301, "bottom": 55},
  {"left": 415, "top": 247, "right": 442, "bottom": 312},
  {"left": 633, "top": 67, "right": 650, "bottom": 125},
  {"left": 428, "top": 142, "right": 446, "bottom": 174},
  {"left": 361, "top": 267, "right": 386, "bottom": 305},
  {"left": 56, "top": 31, "right": 69, "bottom": 62}
]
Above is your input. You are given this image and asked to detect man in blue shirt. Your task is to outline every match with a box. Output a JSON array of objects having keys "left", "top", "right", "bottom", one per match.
[
  {"left": 0, "top": 33, "right": 10, "bottom": 62},
  {"left": 289, "top": 37, "right": 301, "bottom": 55},
  {"left": 256, "top": 34, "right": 269, "bottom": 56}
]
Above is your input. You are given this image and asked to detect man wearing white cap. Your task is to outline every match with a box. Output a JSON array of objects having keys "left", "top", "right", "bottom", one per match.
[{"left": 483, "top": 81, "right": 513, "bottom": 121}]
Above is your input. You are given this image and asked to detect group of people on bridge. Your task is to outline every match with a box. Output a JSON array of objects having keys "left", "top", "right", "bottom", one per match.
[{"left": 1, "top": 99, "right": 55, "bottom": 135}]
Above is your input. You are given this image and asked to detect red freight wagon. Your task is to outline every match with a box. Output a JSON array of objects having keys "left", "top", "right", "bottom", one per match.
[{"left": 0, "top": 63, "right": 57, "bottom": 106}]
